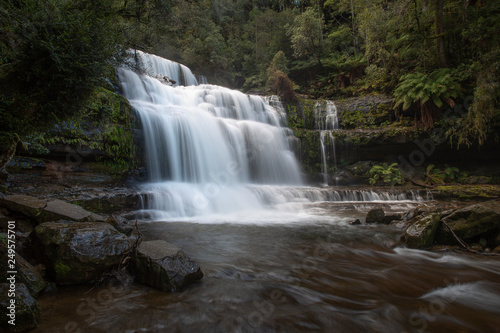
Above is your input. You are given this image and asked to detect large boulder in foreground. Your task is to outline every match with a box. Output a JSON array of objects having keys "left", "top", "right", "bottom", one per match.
[
  {"left": 435, "top": 200, "right": 500, "bottom": 245},
  {"left": 32, "top": 222, "right": 134, "bottom": 285},
  {"left": 0, "top": 283, "right": 40, "bottom": 332},
  {"left": 131, "top": 240, "right": 203, "bottom": 292},
  {"left": 401, "top": 213, "right": 440, "bottom": 248}
]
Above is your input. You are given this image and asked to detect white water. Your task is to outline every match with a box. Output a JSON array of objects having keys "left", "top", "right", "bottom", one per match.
[
  {"left": 118, "top": 51, "right": 427, "bottom": 220},
  {"left": 315, "top": 101, "right": 338, "bottom": 186}
]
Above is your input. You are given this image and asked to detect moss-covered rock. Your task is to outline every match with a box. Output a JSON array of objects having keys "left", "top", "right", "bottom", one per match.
[
  {"left": 35, "top": 87, "right": 139, "bottom": 173},
  {"left": 0, "top": 195, "right": 46, "bottom": 218},
  {"left": 0, "top": 283, "right": 40, "bottom": 332},
  {"left": 32, "top": 222, "right": 134, "bottom": 285},
  {"left": 435, "top": 200, "right": 500, "bottom": 245},
  {"left": 401, "top": 213, "right": 441, "bottom": 248}
]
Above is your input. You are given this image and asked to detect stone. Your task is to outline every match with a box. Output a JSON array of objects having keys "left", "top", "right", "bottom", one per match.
[
  {"left": 366, "top": 208, "right": 385, "bottom": 224},
  {"left": 106, "top": 214, "right": 135, "bottom": 236},
  {"left": 401, "top": 213, "right": 440, "bottom": 248},
  {"left": 0, "top": 195, "right": 46, "bottom": 218},
  {"left": 349, "top": 219, "right": 361, "bottom": 225},
  {"left": 0, "top": 283, "right": 40, "bottom": 332},
  {"left": 0, "top": 236, "right": 47, "bottom": 296},
  {"left": 131, "top": 240, "right": 203, "bottom": 292},
  {"left": 469, "top": 243, "right": 483, "bottom": 252},
  {"left": 384, "top": 213, "right": 403, "bottom": 225},
  {"left": 36, "top": 199, "right": 94, "bottom": 223},
  {"left": 32, "top": 222, "right": 134, "bottom": 285},
  {"left": 493, "top": 245, "right": 500, "bottom": 254},
  {"left": 435, "top": 200, "right": 500, "bottom": 245}
]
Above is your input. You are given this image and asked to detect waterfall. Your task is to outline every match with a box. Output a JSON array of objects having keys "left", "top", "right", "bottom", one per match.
[
  {"left": 118, "top": 51, "right": 304, "bottom": 217},
  {"left": 314, "top": 101, "right": 338, "bottom": 185},
  {"left": 118, "top": 51, "right": 428, "bottom": 220}
]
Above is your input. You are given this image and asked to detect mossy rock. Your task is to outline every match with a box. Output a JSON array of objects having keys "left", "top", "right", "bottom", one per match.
[
  {"left": 432, "top": 185, "right": 500, "bottom": 201},
  {"left": 435, "top": 200, "right": 500, "bottom": 245},
  {"left": 32, "top": 222, "right": 134, "bottom": 285},
  {"left": 401, "top": 213, "right": 441, "bottom": 248},
  {"left": 0, "top": 283, "right": 40, "bottom": 332}
]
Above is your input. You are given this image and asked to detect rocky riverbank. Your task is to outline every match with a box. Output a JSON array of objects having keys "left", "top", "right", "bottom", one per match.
[{"left": 0, "top": 169, "right": 203, "bottom": 332}]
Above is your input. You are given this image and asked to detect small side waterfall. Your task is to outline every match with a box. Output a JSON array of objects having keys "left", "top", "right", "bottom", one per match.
[{"left": 314, "top": 101, "right": 338, "bottom": 186}]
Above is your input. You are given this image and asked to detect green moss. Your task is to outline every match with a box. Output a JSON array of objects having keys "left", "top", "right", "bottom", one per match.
[
  {"left": 434, "top": 185, "right": 500, "bottom": 200},
  {"left": 54, "top": 260, "right": 72, "bottom": 281},
  {"left": 35, "top": 87, "right": 138, "bottom": 172}
]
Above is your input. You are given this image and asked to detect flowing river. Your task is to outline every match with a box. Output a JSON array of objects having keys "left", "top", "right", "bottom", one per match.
[{"left": 32, "top": 51, "right": 500, "bottom": 332}]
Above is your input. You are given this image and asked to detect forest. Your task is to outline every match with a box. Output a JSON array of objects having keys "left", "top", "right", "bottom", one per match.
[{"left": 1, "top": 0, "right": 499, "bottom": 152}]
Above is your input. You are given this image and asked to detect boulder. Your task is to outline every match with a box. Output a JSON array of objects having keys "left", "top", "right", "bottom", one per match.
[
  {"left": 349, "top": 219, "right": 361, "bottom": 225},
  {"left": 401, "top": 213, "right": 440, "bottom": 248},
  {"left": 366, "top": 208, "right": 385, "bottom": 224},
  {"left": 131, "top": 240, "right": 203, "bottom": 292},
  {"left": 36, "top": 199, "right": 105, "bottom": 223},
  {"left": 435, "top": 200, "right": 500, "bottom": 245},
  {"left": 0, "top": 283, "right": 40, "bottom": 332},
  {"left": 32, "top": 222, "right": 134, "bottom": 285},
  {"left": 0, "top": 195, "right": 46, "bottom": 218},
  {"left": 0, "top": 235, "right": 46, "bottom": 296}
]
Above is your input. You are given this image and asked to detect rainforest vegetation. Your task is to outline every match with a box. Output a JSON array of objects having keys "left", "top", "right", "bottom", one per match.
[{"left": 1, "top": 0, "right": 499, "bottom": 155}]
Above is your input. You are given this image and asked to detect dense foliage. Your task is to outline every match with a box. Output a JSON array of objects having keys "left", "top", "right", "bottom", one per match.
[{"left": 1, "top": 0, "right": 499, "bottom": 151}]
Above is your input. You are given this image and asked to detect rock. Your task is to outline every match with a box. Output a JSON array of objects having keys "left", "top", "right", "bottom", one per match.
[
  {"left": 106, "top": 214, "right": 135, "bottom": 236},
  {"left": 32, "top": 222, "right": 134, "bottom": 285},
  {"left": 349, "top": 219, "right": 361, "bottom": 225},
  {"left": 428, "top": 245, "right": 460, "bottom": 252},
  {"left": 493, "top": 245, "right": 500, "bottom": 253},
  {"left": 0, "top": 283, "right": 40, "bottom": 332},
  {"left": 366, "top": 208, "right": 385, "bottom": 224},
  {"left": 36, "top": 199, "right": 103, "bottom": 223},
  {"left": 331, "top": 170, "right": 354, "bottom": 186},
  {"left": 131, "top": 240, "right": 203, "bottom": 292},
  {"left": 0, "top": 195, "right": 46, "bottom": 218},
  {"left": 0, "top": 236, "right": 47, "bottom": 296},
  {"left": 384, "top": 213, "right": 402, "bottom": 225},
  {"left": 469, "top": 243, "right": 483, "bottom": 252},
  {"left": 464, "top": 176, "right": 491, "bottom": 185},
  {"left": 401, "top": 213, "right": 440, "bottom": 248},
  {"left": 435, "top": 200, "right": 500, "bottom": 245}
]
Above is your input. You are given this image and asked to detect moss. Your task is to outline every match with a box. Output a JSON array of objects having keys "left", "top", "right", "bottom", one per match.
[
  {"left": 54, "top": 260, "right": 72, "bottom": 281},
  {"left": 433, "top": 185, "right": 500, "bottom": 200},
  {"left": 36, "top": 87, "right": 139, "bottom": 172}
]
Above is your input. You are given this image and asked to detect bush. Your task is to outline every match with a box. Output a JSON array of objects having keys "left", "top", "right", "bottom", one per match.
[{"left": 369, "top": 163, "right": 405, "bottom": 186}]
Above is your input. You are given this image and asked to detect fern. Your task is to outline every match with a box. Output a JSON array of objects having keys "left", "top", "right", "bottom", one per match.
[{"left": 394, "top": 68, "right": 462, "bottom": 128}]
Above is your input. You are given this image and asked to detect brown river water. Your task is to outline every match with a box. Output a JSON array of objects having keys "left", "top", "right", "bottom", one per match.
[{"left": 33, "top": 202, "right": 500, "bottom": 333}]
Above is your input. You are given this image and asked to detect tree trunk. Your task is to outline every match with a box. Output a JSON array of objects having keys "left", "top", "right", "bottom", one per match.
[{"left": 434, "top": 0, "right": 447, "bottom": 67}]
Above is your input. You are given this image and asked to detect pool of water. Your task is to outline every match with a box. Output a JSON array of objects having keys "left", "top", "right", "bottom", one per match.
[{"left": 34, "top": 203, "right": 500, "bottom": 333}]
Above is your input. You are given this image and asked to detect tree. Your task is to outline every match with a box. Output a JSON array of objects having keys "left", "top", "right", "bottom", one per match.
[
  {"left": 0, "top": 0, "right": 124, "bottom": 167},
  {"left": 287, "top": 7, "right": 325, "bottom": 66}
]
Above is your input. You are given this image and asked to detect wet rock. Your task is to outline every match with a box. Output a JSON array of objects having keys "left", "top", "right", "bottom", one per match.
[
  {"left": 131, "top": 240, "right": 203, "bottom": 292},
  {"left": 331, "top": 170, "right": 354, "bottom": 186},
  {"left": 32, "top": 222, "right": 134, "bottom": 285},
  {"left": 493, "top": 245, "right": 500, "bottom": 253},
  {"left": 71, "top": 192, "right": 140, "bottom": 215},
  {"left": 0, "top": 236, "right": 47, "bottom": 296},
  {"left": 106, "top": 214, "right": 135, "bottom": 236},
  {"left": 401, "top": 213, "right": 440, "bottom": 248},
  {"left": 435, "top": 200, "right": 500, "bottom": 245},
  {"left": 349, "top": 219, "right": 361, "bottom": 225},
  {"left": 0, "top": 283, "right": 40, "bottom": 332},
  {"left": 463, "top": 176, "right": 491, "bottom": 185},
  {"left": 428, "top": 245, "right": 460, "bottom": 252},
  {"left": 0, "top": 195, "right": 46, "bottom": 218},
  {"left": 469, "top": 243, "right": 483, "bottom": 252},
  {"left": 36, "top": 199, "right": 105, "bottom": 223},
  {"left": 384, "top": 213, "right": 402, "bottom": 225},
  {"left": 366, "top": 208, "right": 385, "bottom": 224}
]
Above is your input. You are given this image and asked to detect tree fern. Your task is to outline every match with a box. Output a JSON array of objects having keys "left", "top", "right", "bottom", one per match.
[{"left": 394, "top": 68, "right": 462, "bottom": 128}]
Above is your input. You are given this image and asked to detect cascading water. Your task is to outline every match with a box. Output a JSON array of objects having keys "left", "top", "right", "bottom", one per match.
[
  {"left": 118, "top": 51, "right": 428, "bottom": 220},
  {"left": 314, "top": 100, "right": 338, "bottom": 186}
]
